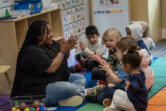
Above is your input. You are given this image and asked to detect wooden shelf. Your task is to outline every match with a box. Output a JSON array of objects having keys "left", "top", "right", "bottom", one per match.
[
  {"left": 50, "top": 10, "right": 63, "bottom": 39},
  {"left": 0, "top": 8, "right": 64, "bottom": 49},
  {"left": 15, "top": 19, "right": 28, "bottom": 49},
  {"left": 52, "top": 36, "right": 64, "bottom": 41}
]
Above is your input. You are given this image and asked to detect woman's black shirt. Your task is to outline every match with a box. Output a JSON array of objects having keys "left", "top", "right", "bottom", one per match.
[{"left": 11, "top": 41, "right": 70, "bottom": 97}]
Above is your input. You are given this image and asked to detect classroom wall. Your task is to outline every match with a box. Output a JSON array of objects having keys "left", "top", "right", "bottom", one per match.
[
  {"left": 0, "top": 22, "right": 18, "bottom": 94},
  {"left": 84, "top": 0, "right": 90, "bottom": 26},
  {"left": 148, "top": 0, "right": 162, "bottom": 42},
  {"left": 129, "top": 0, "right": 149, "bottom": 22},
  {"left": 161, "top": 0, "right": 166, "bottom": 39},
  {"left": 129, "top": 0, "right": 162, "bottom": 43}
]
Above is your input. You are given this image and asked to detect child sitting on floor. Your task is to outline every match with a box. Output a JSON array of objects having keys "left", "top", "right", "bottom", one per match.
[
  {"left": 126, "top": 22, "right": 154, "bottom": 90},
  {"left": 139, "top": 21, "right": 155, "bottom": 53},
  {"left": 102, "top": 37, "right": 153, "bottom": 107},
  {"left": 104, "top": 47, "right": 148, "bottom": 111},
  {"left": 70, "top": 25, "right": 108, "bottom": 73},
  {"left": 85, "top": 37, "right": 153, "bottom": 106},
  {"left": 84, "top": 28, "right": 124, "bottom": 103},
  {"left": 89, "top": 28, "right": 122, "bottom": 81},
  {"left": 126, "top": 22, "right": 151, "bottom": 55}
]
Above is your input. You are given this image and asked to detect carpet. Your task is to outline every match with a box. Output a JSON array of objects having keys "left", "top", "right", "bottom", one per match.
[
  {"left": 146, "top": 86, "right": 166, "bottom": 111},
  {"left": 148, "top": 57, "right": 166, "bottom": 98},
  {"left": 77, "top": 57, "right": 166, "bottom": 111}
]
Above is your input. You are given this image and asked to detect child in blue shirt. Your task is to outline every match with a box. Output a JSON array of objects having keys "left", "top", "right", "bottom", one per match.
[{"left": 104, "top": 44, "right": 148, "bottom": 111}]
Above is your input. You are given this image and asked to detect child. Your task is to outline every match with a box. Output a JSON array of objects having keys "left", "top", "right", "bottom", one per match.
[
  {"left": 126, "top": 22, "right": 151, "bottom": 55},
  {"left": 70, "top": 25, "right": 108, "bottom": 72},
  {"left": 90, "top": 28, "right": 122, "bottom": 81},
  {"left": 102, "top": 37, "right": 153, "bottom": 107},
  {"left": 126, "top": 22, "right": 154, "bottom": 89},
  {"left": 140, "top": 21, "right": 155, "bottom": 52},
  {"left": 96, "top": 37, "right": 139, "bottom": 105},
  {"left": 104, "top": 48, "right": 148, "bottom": 111},
  {"left": 84, "top": 28, "right": 124, "bottom": 103},
  {"left": 137, "top": 46, "right": 154, "bottom": 90}
]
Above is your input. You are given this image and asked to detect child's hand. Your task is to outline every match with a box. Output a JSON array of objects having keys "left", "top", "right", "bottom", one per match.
[
  {"left": 79, "top": 42, "right": 87, "bottom": 50},
  {"left": 125, "top": 81, "right": 130, "bottom": 91},
  {"left": 99, "top": 62, "right": 110, "bottom": 72},
  {"left": 88, "top": 53, "right": 102, "bottom": 62}
]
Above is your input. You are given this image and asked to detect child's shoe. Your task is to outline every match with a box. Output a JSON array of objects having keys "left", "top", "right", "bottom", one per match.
[
  {"left": 69, "top": 60, "right": 86, "bottom": 73},
  {"left": 103, "top": 98, "right": 112, "bottom": 107},
  {"left": 58, "top": 95, "right": 83, "bottom": 106},
  {"left": 84, "top": 95, "right": 98, "bottom": 103}
]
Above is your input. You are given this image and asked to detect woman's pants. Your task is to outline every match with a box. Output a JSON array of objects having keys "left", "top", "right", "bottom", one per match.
[{"left": 45, "top": 74, "right": 86, "bottom": 106}]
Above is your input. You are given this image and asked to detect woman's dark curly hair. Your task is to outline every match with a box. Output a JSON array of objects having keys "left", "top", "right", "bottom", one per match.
[{"left": 21, "top": 20, "right": 48, "bottom": 50}]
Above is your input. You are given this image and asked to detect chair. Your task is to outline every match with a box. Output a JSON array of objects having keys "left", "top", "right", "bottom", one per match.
[{"left": 0, "top": 65, "right": 11, "bottom": 90}]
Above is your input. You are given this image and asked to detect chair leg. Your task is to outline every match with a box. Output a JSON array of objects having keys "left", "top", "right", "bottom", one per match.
[{"left": 5, "top": 72, "right": 11, "bottom": 90}]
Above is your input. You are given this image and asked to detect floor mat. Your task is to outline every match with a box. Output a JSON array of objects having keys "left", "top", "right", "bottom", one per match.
[
  {"left": 146, "top": 86, "right": 166, "bottom": 111},
  {"left": 76, "top": 103, "right": 104, "bottom": 111},
  {"left": 148, "top": 57, "right": 166, "bottom": 98},
  {"left": 78, "top": 57, "right": 166, "bottom": 111}
]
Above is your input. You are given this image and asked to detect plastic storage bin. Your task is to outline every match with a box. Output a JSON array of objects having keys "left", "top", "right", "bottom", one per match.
[{"left": 14, "top": 0, "right": 42, "bottom": 14}]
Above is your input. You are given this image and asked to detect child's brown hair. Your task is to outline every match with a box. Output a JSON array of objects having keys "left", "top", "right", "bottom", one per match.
[
  {"left": 102, "top": 28, "right": 122, "bottom": 44},
  {"left": 122, "top": 47, "right": 141, "bottom": 69},
  {"left": 116, "top": 37, "right": 138, "bottom": 53}
]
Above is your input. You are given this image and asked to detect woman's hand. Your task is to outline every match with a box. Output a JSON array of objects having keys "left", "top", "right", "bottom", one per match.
[
  {"left": 79, "top": 42, "right": 87, "bottom": 50},
  {"left": 60, "top": 35, "right": 78, "bottom": 53}
]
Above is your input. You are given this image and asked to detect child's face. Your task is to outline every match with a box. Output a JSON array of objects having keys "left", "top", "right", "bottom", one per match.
[
  {"left": 115, "top": 48, "right": 123, "bottom": 61},
  {"left": 86, "top": 34, "right": 99, "bottom": 45},
  {"left": 104, "top": 34, "right": 117, "bottom": 51},
  {"left": 126, "top": 28, "right": 131, "bottom": 37},
  {"left": 122, "top": 62, "right": 130, "bottom": 74}
]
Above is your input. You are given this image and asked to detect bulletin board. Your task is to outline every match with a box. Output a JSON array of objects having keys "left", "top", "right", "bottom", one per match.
[
  {"left": 57, "top": 0, "right": 87, "bottom": 66},
  {"left": 90, "top": 0, "right": 130, "bottom": 36},
  {"left": 60, "top": 0, "right": 86, "bottom": 40}
]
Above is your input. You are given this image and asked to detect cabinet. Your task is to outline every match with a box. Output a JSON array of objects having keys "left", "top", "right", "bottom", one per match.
[
  {"left": 0, "top": 8, "right": 63, "bottom": 49},
  {"left": 0, "top": 8, "right": 63, "bottom": 93}
]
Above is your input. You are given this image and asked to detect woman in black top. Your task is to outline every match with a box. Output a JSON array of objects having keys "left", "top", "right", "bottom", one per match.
[{"left": 11, "top": 20, "right": 86, "bottom": 106}]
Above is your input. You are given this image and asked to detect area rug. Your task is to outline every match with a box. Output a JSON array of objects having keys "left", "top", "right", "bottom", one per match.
[{"left": 78, "top": 57, "right": 166, "bottom": 111}]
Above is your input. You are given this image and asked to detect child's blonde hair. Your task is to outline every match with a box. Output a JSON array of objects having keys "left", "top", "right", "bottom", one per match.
[{"left": 102, "top": 28, "right": 122, "bottom": 44}]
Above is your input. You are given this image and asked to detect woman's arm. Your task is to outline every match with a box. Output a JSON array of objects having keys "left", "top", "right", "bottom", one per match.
[{"left": 46, "top": 52, "right": 65, "bottom": 73}]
